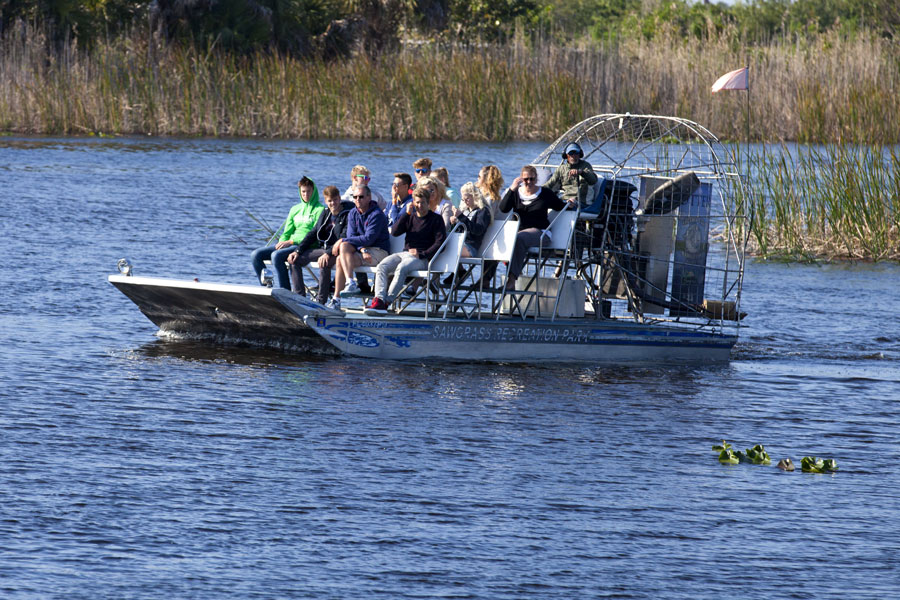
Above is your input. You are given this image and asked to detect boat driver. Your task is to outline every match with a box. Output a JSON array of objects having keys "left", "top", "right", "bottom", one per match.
[{"left": 543, "top": 141, "right": 598, "bottom": 208}]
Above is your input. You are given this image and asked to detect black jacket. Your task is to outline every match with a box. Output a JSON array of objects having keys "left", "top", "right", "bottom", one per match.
[
  {"left": 499, "top": 187, "right": 566, "bottom": 231},
  {"left": 294, "top": 201, "right": 355, "bottom": 254},
  {"left": 455, "top": 206, "right": 492, "bottom": 250}
]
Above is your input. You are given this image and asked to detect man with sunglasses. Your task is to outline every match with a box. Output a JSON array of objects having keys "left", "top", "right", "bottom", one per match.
[
  {"left": 543, "top": 141, "right": 598, "bottom": 207},
  {"left": 341, "top": 165, "right": 387, "bottom": 211},
  {"left": 412, "top": 157, "right": 432, "bottom": 185},
  {"left": 327, "top": 185, "right": 390, "bottom": 310},
  {"left": 386, "top": 172, "right": 413, "bottom": 228}
]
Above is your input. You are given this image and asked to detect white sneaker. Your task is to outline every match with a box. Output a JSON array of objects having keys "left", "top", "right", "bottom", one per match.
[
  {"left": 340, "top": 280, "right": 360, "bottom": 297},
  {"left": 325, "top": 297, "right": 341, "bottom": 311}
]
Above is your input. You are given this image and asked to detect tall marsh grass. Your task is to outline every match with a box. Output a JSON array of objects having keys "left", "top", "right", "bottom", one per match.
[
  {"left": 1, "top": 25, "right": 899, "bottom": 143},
  {"left": 740, "top": 144, "right": 899, "bottom": 261}
]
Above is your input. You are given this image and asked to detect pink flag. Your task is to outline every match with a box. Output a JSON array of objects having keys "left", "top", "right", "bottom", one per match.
[{"left": 711, "top": 67, "right": 749, "bottom": 93}]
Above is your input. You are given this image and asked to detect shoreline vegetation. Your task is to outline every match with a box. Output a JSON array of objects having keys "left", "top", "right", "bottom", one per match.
[
  {"left": 1, "top": 0, "right": 897, "bottom": 262},
  {"left": 739, "top": 145, "right": 899, "bottom": 262},
  {"left": 1, "top": 27, "right": 898, "bottom": 144}
]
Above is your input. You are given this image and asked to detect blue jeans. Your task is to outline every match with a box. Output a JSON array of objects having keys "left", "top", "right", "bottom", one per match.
[{"left": 251, "top": 245, "right": 296, "bottom": 289}]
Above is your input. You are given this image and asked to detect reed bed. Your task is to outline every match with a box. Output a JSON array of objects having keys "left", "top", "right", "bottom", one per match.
[
  {"left": 1, "top": 26, "right": 899, "bottom": 143},
  {"left": 739, "top": 144, "right": 900, "bottom": 261}
]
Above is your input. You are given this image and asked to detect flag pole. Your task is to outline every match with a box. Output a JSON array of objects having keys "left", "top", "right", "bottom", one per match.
[{"left": 745, "top": 63, "right": 750, "bottom": 186}]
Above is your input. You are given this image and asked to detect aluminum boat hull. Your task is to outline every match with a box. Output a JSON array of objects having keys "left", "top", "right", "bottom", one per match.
[
  {"left": 300, "top": 312, "right": 736, "bottom": 363},
  {"left": 108, "top": 275, "right": 336, "bottom": 353},
  {"left": 109, "top": 274, "right": 736, "bottom": 363}
]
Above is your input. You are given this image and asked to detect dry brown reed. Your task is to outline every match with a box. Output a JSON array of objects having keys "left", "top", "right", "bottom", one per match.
[{"left": 2, "top": 25, "right": 899, "bottom": 142}]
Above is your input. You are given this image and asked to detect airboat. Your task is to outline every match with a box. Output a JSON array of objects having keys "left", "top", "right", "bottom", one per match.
[{"left": 109, "top": 113, "right": 749, "bottom": 363}]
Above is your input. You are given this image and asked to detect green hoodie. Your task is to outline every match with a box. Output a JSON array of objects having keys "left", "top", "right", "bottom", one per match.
[{"left": 279, "top": 183, "right": 326, "bottom": 244}]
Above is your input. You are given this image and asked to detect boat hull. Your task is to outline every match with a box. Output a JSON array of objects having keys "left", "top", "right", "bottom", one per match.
[
  {"left": 302, "top": 313, "right": 736, "bottom": 363},
  {"left": 108, "top": 275, "right": 337, "bottom": 353}
]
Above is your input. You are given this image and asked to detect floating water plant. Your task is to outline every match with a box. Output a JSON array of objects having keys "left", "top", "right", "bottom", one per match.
[
  {"left": 718, "top": 447, "right": 740, "bottom": 465},
  {"left": 739, "top": 444, "right": 771, "bottom": 465},
  {"left": 801, "top": 456, "right": 839, "bottom": 473},
  {"left": 713, "top": 441, "right": 771, "bottom": 465},
  {"left": 713, "top": 442, "right": 837, "bottom": 474}
]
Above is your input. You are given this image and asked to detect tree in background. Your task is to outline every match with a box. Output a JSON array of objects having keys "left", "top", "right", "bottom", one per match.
[{"left": 1, "top": 0, "right": 898, "bottom": 56}]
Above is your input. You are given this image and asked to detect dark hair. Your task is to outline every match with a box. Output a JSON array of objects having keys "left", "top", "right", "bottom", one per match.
[
  {"left": 394, "top": 172, "right": 412, "bottom": 186},
  {"left": 413, "top": 187, "right": 431, "bottom": 200},
  {"left": 322, "top": 185, "right": 340, "bottom": 198},
  {"left": 298, "top": 176, "right": 315, "bottom": 188},
  {"left": 521, "top": 165, "right": 538, "bottom": 178}
]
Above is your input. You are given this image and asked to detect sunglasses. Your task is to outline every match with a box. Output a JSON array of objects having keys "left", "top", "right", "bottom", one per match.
[
  {"left": 354, "top": 174, "right": 369, "bottom": 179},
  {"left": 522, "top": 177, "right": 535, "bottom": 182},
  {"left": 415, "top": 168, "right": 429, "bottom": 174},
  {"left": 352, "top": 194, "right": 368, "bottom": 200}
]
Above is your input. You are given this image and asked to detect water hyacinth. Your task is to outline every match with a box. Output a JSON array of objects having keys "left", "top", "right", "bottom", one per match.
[{"left": 801, "top": 456, "right": 839, "bottom": 473}]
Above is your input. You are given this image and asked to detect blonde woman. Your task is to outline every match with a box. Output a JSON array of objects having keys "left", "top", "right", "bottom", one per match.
[
  {"left": 450, "top": 182, "right": 493, "bottom": 257},
  {"left": 432, "top": 166, "right": 460, "bottom": 208},
  {"left": 476, "top": 165, "right": 504, "bottom": 218}
]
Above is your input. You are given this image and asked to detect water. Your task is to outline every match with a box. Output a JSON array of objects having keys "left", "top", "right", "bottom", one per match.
[{"left": 1, "top": 136, "right": 899, "bottom": 599}]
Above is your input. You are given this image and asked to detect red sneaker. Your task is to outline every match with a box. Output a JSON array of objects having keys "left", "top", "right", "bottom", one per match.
[{"left": 364, "top": 297, "right": 388, "bottom": 315}]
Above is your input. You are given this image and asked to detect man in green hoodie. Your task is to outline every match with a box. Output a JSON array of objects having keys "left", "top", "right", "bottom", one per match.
[{"left": 251, "top": 176, "right": 325, "bottom": 289}]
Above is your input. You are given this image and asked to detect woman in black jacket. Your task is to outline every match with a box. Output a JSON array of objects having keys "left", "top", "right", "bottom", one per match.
[
  {"left": 288, "top": 186, "right": 354, "bottom": 302},
  {"left": 498, "top": 165, "right": 571, "bottom": 290}
]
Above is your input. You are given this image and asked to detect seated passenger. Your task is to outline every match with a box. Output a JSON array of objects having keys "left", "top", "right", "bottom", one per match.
[
  {"left": 418, "top": 176, "right": 453, "bottom": 229},
  {"left": 476, "top": 164, "right": 504, "bottom": 218},
  {"left": 433, "top": 167, "right": 459, "bottom": 208},
  {"left": 327, "top": 185, "right": 390, "bottom": 310},
  {"left": 450, "top": 182, "right": 493, "bottom": 258},
  {"left": 543, "top": 141, "right": 598, "bottom": 207},
  {"left": 386, "top": 172, "right": 413, "bottom": 228},
  {"left": 341, "top": 164, "right": 387, "bottom": 211},
  {"left": 251, "top": 176, "right": 325, "bottom": 289},
  {"left": 499, "top": 165, "right": 570, "bottom": 290},
  {"left": 412, "top": 157, "right": 432, "bottom": 185},
  {"left": 364, "top": 187, "right": 447, "bottom": 315},
  {"left": 286, "top": 186, "right": 354, "bottom": 303}
]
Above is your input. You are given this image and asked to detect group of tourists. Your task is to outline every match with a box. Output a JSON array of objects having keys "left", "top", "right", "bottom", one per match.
[{"left": 250, "top": 143, "right": 596, "bottom": 313}]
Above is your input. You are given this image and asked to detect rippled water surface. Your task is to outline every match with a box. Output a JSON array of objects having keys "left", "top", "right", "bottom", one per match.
[{"left": 1, "top": 136, "right": 899, "bottom": 599}]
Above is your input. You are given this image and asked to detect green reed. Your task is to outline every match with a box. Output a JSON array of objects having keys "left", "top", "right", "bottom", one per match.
[{"left": 741, "top": 143, "right": 899, "bottom": 261}]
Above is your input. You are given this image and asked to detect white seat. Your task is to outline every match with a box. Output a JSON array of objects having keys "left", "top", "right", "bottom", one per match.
[
  {"left": 450, "top": 214, "right": 519, "bottom": 319},
  {"left": 396, "top": 225, "right": 467, "bottom": 317},
  {"left": 354, "top": 233, "right": 406, "bottom": 276},
  {"left": 516, "top": 209, "right": 579, "bottom": 319},
  {"left": 527, "top": 209, "right": 578, "bottom": 258}
]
